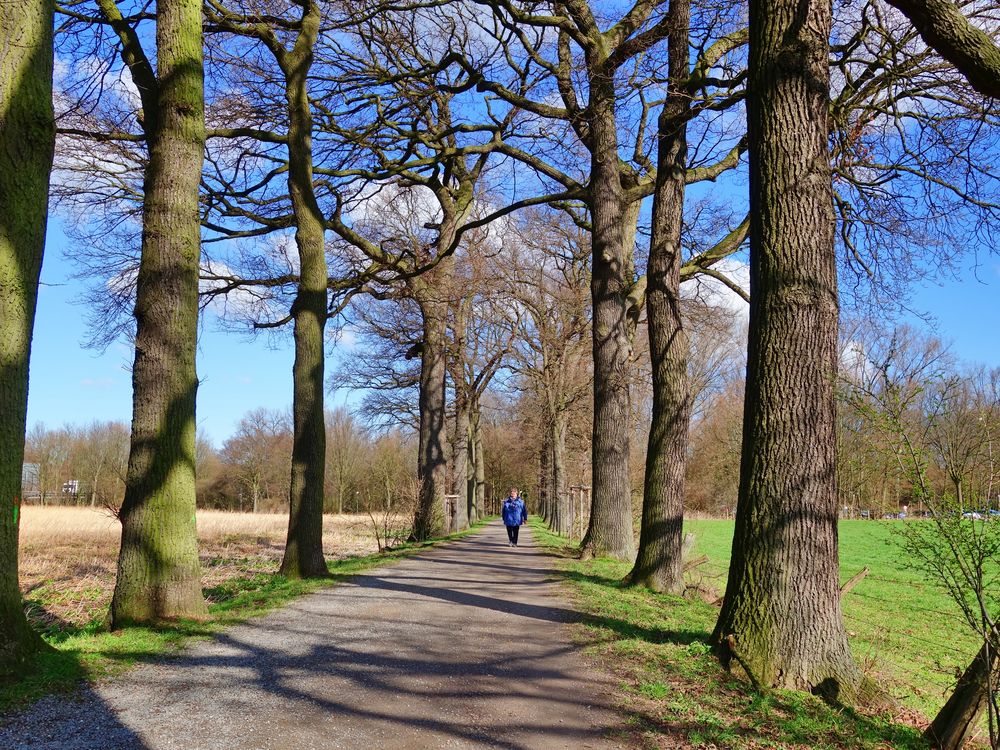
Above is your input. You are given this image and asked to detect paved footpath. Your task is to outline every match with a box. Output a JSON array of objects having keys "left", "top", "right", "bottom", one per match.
[{"left": 1, "top": 521, "right": 628, "bottom": 750}]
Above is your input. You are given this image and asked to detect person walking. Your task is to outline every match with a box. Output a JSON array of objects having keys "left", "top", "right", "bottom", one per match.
[{"left": 501, "top": 487, "right": 527, "bottom": 547}]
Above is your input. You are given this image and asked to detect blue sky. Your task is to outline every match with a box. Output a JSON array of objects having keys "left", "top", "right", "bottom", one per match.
[
  {"left": 25, "top": 220, "right": 1000, "bottom": 446},
  {"left": 906, "top": 259, "right": 1000, "bottom": 365},
  {"left": 28, "top": 223, "right": 314, "bottom": 446}
]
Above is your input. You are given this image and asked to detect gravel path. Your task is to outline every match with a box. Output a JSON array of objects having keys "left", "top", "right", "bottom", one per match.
[{"left": 2, "top": 521, "right": 628, "bottom": 749}]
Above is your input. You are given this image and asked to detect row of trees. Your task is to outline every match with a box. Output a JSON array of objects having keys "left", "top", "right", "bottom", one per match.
[{"left": 3, "top": 0, "right": 999, "bottom": 745}]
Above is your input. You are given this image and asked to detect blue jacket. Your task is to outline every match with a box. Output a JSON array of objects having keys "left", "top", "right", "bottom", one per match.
[{"left": 502, "top": 497, "right": 527, "bottom": 526}]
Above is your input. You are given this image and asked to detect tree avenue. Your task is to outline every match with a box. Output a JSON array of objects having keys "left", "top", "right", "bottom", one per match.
[
  {"left": 0, "top": 0, "right": 56, "bottom": 676},
  {"left": 4, "top": 0, "right": 1000, "bottom": 737}
]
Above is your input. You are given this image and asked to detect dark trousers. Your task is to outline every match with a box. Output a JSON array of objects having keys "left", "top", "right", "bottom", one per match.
[{"left": 506, "top": 525, "right": 520, "bottom": 545}]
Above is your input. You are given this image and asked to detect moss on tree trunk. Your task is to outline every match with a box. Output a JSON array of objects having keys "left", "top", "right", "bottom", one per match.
[
  {"left": 279, "top": 3, "right": 328, "bottom": 579},
  {"left": 0, "top": 0, "right": 55, "bottom": 675},
  {"left": 110, "top": 0, "right": 208, "bottom": 626},
  {"left": 709, "top": 0, "right": 861, "bottom": 700},
  {"left": 628, "top": 0, "right": 691, "bottom": 595}
]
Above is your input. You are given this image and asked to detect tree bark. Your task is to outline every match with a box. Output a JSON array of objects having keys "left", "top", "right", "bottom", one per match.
[
  {"left": 710, "top": 0, "right": 861, "bottom": 700},
  {"left": 628, "top": 0, "right": 690, "bottom": 595},
  {"left": 580, "top": 74, "right": 637, "bottom": 562},
  {"left": 0, "top": 0, "right": 55, "bottom": 675},
  {"left": 548, "top": 413, "right": 572, "bottom": 535},
  {"left": 926, "top": 638, "right": 997, "bottom": 750},
  {"left": 466, "top": 430, "right": 477, "bottom": 525},
  {"left": 539, "top": 422, "right": 552, "bottom": 524},
  {"left": 279, "top": 2, "right": 328, "bottom": 579},
  {"left": 451, "top": 386, "right": 471, "bottom": 532},
  {"left": 884, "top": 0, "right": 1000, "bottom": 99},
  {"left": 110, "top": 0, "right": 208, "bottom": 626},
  {"left": 412, "top": 273, "right": 450, "bottom": 540},
  {"left": 472, "top": 400, "right": 485, "bottom": 520}
]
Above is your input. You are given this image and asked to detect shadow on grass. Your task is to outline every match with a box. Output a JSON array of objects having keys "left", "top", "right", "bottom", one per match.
[{"left": 532, "top": 524, "right": 929, "bottom": 750}]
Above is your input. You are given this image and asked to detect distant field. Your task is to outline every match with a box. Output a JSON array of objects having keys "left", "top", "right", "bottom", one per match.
[
  {"left": 683, "top": 519, "right": 981, "bottom": 720},
  {"left": 19, "top": 506, "right": 381, "bottom": 631}
]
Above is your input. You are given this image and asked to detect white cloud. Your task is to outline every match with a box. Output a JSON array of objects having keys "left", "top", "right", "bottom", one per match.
[{"left": 682, "top": 257, "right": 750, "bottom": 319}]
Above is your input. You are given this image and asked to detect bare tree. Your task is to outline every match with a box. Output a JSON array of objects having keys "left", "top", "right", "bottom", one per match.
[
  {"left": 221, "top": 408, "right": 292, "bottom": 513},
  {"left": 503, "top": 210, "right": 591, "bottom": 536},
  {"left": 461, "top": 0, "right": 747, "bottom": 560}
]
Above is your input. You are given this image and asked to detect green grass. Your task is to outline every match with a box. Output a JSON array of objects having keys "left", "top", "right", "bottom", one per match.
[
  {"left": 3, "top": 519, "right": 491, "bottom": 711},
  {"left": 532, "top": 519, "right": 932, "bottom": 750},
  {"left": 684, "top": 519, "right": 980, "bottom": 719}
]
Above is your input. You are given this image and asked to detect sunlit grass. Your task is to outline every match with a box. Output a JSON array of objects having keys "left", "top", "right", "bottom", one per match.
[
  {"left": 532, "top": 519, "right": 932, "bottom": 749},
  {"left": 683, "top": 519, "right": 980, "bottom": 720}
]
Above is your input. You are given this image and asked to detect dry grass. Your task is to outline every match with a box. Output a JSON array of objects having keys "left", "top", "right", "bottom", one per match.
[{"left": 19, "top": 505, "right": 384, "bottom": 631}]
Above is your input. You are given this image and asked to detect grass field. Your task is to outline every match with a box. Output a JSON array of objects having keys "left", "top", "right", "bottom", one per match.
[
  {"left": 19, "top": 506, "right": 381, "bottom": 632},
  {"left": 683, "top": 520, "right": 981, "bottom": 721},
  {"left": 533, "top": 518, "right": 990, "bottom": 749}
]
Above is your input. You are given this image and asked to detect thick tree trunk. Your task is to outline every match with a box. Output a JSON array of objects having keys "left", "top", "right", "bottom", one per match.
[
  {"left": 279, "top": 9, "right": 328, "bottom": 579},
  {"left": 412, "top": 277, "right": 449, "bottom": 540},
  {"left": 926, "top": 639, "right": 997, "bottom": 750},
  {"left": 0, "top": 0, "right": 54, "bottom": 675},
  {"left": 710, "top": 0, "right": 861, "bottom": 701},
  {"left": 451, "top": 387, "right": 470, "bottom": 532},
  {"left": 111, "top": 0, "right": 208, "bottom": 626},
  {"left": 628, "top": 0, "right": 690, "bottom": 595},
  {"left": 580, "top": 77, "right": 636, "bottom": 562}
]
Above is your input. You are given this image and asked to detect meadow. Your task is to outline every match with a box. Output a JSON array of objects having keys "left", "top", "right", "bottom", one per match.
[
  {"left": 19, "top": 506, "right": 382, "bottom": 632},
  {"left": 683, "top": 519, "right": 981, "bottom": 720},
  {"left": 533, "top": 518, "right": 988, "bottom": 749}
]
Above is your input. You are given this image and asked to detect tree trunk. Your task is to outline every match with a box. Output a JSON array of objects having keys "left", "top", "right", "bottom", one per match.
[
  {"left": 0, "top": 0, "right": 54, "bottom": 675},
  {"left": 926, "top": 639, "right": 997, "bottom": 749},
  {"left": 110, "top": 0, "right": 208, "bottom": 626},
  {"left": 539, "top": 422, "right": 552, "bottom": 524},
  {"left": 628, "top": 0, "right": 690, "bottom": 595},
  {"left": 710, "top": 0, "right": 860, "bottom": 700},
  {"left": 466, "top": 395, "right": 478, "bottom": 524},
  {"left": 451, "top": 386, "right": 470, "bottom": 532},
  {"left": 884, "top": 0, "right": 1000, "bottom": 99},
  {"left": 581, "top": 75, "right": 637, "bottom": 562},
  {"left": 279, "top": 7, "right": 328, "bottom": 579},
  {"left": 549, "top": 414, "right": 572, "bottom": 535},
  {"left": 412, "top": 275, "right": 449, "bottom": 540},
  {"left": 473, "top": 402, "right": 485, "bottom": 520}
]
